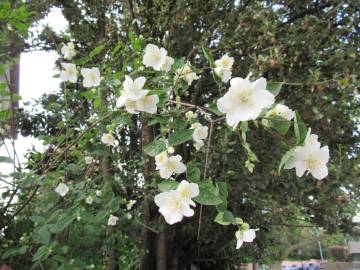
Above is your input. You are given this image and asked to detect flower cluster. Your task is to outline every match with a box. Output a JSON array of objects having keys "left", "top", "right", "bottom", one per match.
[
  {"left": 285, "top": 130, "right": 330, "bottom": 180},
  {"left": 154, "top": 180, "right": 199, "bottom": 224}
]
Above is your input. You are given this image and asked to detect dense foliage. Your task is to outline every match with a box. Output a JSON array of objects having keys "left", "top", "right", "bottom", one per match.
[{"left": 0, "top": 1, "right": 359, "bottom": 270}]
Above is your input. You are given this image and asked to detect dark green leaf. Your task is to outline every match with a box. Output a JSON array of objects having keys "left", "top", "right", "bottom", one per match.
[
  {"left": 158, "top": 181, "right": 179, "bottom": 192},
  {"left": 32, "top": 246, "right": 50, "bottom": 262},
  {"left": 168, "top": 129, "right": 193, "bottom": 146},
  {"left": 294, "top": 111, "right": 307, "bottom": 145},
  {"left": 186, "top": 165, "right": 201, "bottom": 182},
  {"left": 267, "top": 82, "right": 283, "bottom": 96},
  {"left": 0, "top": 156, "right": 13, "bottom": 163},
  {"left": 89, "top": 44, "right": 105, "bottom": 58},
  {"left": 214, "top": 210, "right": 235, "bottom": 226},
  {"left": 278, "top": 148, "right": 295, "bottom": 173},
  {"left": 193, "top": 181, "right": 222, "bottom": 205},
  {"left": 143, "top": 139, "right": 167, "bottom": 157},
  {"left": 50, "top": 214, "right": 75, "bottom": 233},
  {"left": 201, "top": 45, "right": 215, "bottom": 66}
]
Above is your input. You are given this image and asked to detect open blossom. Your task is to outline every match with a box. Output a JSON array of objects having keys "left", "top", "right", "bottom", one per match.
[
  {"left": 155, "top": 153, "right": 186, "bottom": 179},
  {"left": 217, "top": 76, "right": 275, "bottom": 128},
  {"left": 85, "top": 196, "right": 93, "bottom": 205},
  {"left": 285, "top": 130, "right": 329, "bottom": 180},
  {"left": 177, "top": 64, "right": 199, "bottom": 85},
  {"left": 214, "top": 54, "right": 234, "bottom": 83},
  {"left": 81, "top": 67, "right": 101, "bottom": 88},
  {"left": 107, "top": 215, "right": 119, "bottom": 226},
  {"left": 142, "top": 44, "right": 168, "bottom": 71},
  {"left": 126, "top": 200, "right": 136, "bottom": 210},
  {"left": 191, "top": 123, "right": 208, "bottom": 151},
  {"left": 61, "top": 42, "right": 76, "bottom": 60},
  {"left": 95, "top": 190, "right": 102, "bottom": 197},
  {"left": 235, "top": 228, "right": 258, "bottom": 249},
  {"left": 176, "top": 180, "right": 199, "bottom": 206},
  {"left": 101, "top": 133, "right": 115, "bottom": 146},
  {"left": 266, "top": 104, "right": 295, "bottom": 121},
  {"left": 154, "top": 190, "right": 195, "bottom": 224},
  {"left": 85, "top": 156, "right": 93, "bottom": 164},
  {"left": 60, "top": 63, "right": 77, "bottom": 83},
  {"left": 117, "top": 76, "right": 159, "bottom": 114},
  {"left": 55, "top": 183, "right": 69, "bottom": 197},
  {"left": 161, "top": 56, "right": 174, "bottom": 72}
]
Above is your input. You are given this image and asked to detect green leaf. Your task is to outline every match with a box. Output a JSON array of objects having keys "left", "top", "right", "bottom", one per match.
[
  {"left": 168, "top": 129, "right": 193, "bottom": 146},
  {"left": 268, "top": 115, "right": 291, "bottom": 135},
  {"left": 201, "top": 45, "right": 215, "bottom": 66},
  {"left": 186, "top": 165, "right": 201, "bottom": 182},
  {"left": 193, "top": 181, "right": 222, "bottom": 205},
  {"left": 206, "top": 103, "right": 222, "bottom": 116},
  {"left": 34, "top": 226, "right": 51, "bottom": 245},
  {"left": 0, "top": 156, "right": 13, "bottom": 163},
  {"left": 17, "top": 245, "right": 28, "bottom": 255},
  {"left": 1, "top": 248, "right": 17, "bottom": 260},
  {"left": 294, "top": 111, "right": 307, "bottom": 145},
  {"left": 216, "top": 182, "right": 228, "bottom": 198},
  {"left": 267, "top": 82, "right": 283, "bottom": 96},
  {"left": 50, "top": 214, "right": 75, "bottom": 233},
  {"left": 89, "top": 44, "right": 105, "bottom": 58},
  {"left": 143, "top": 139, "right": 167, "bottom": 157},
  {"left": 278, "top": 148, "right": 295, "bottom": 173},
  {"left": 158, "top": 181, "right": 179, "bottom": 192},
  {"left": 214, "top": 210, "right": 235, "bottom": 226},
  {"left": 32, "top": 246, "right": 50, "bottom": 262}
]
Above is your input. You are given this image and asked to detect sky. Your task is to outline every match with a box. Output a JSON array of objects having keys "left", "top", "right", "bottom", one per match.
[{"left": 0, "top": 8, "right": 68, "bottom": 177}]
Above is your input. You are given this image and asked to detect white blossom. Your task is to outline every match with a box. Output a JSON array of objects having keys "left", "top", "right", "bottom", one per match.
[
  {"left": 217, "top": 76, "right": 275, "bottom": 128},
  {"left": 154, "top": 190, "right": 195, "bottom": 225},
  {"left": 96, "top": 190, "right": 102, "bottom": 197},
  {"left": 156, "top": 154, "right": 186, "bottom": 179},
  {"left": 81, "top": 67, "right": 101, "bottom": 88},
  {"left": 214, "top": 54, "right": 234, "bottom": 83},
  {"left": 107, "top": 215, "right": 119, "bottom": 226},
  {"left": 60, "top": 63, "right": 77, "bottom": 83},
  {"left": 191, "top": 123, "right": 208, "bottom": 150},
  {"left": 85, "top": 196, "right": 93, "bottom": 205},
  {"left": 85, "top": 156, "right": 93, "bottom": 164},
  {"left": 101, "top": 133, "right": 115, "bottom": 146},
  {"left": 185, "top": 111, "right": 195, "bottom": 120},
  {"left": 177, "top": 64, "right": 199, "bottom": 86},
  {"left": 142, "top": 44, "right": 168, "bottom": 71},
  {"left": 55, "top": 183, "right": 69, "bottom": 197},
  {"left": 176, "top": 180, "right": 199, "bottom": 206},
  {"left": 61, "top": 42, "right": 77, "bottom": 60},
  {"left": 235, "top": 228, "right": 258, "bottom": 249},
  {"left": 285, "top": 131, "right": 329, "bottom": 180},
  {"left": 167, "top": 146, "right": 175, "bottom": 154},
  {"left": 266, "top": 104, "right": 295, "bottom": 121},
  {"left": 134, "top": 95, "right": 159, "bottom": 114},
  {"left": 126, "top": 200, "right": 136, "bottom": 210},
  {"left": 155, "top": 152, "right": 168, "bottom": 166},
  {"left": 161, "top": 56, "right": 174, "bottom": 72}
]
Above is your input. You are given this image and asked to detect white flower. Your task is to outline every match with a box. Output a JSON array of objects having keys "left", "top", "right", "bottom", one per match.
[
  {"left": 135, "top": 95, "right": 159, "bottom": 114},
  {"left": 236, "top": 228, "right": 258, "bottom": 249},
  {"left": 96, "top": 190, "right": 102, "bottom": 197},
  {"left": 126, "top": 213, "right": 132, "bottom": 219},
  {"left": 107, "top": 215, "right": 119, "bottom": 226},
  {"left": 81, "top": 67, "right": 101, "bottom": 88},
  {"left": 217, "top": 76, "right": 275, "bottom": 128},
  {"left": 156, "top": 154, "right": 186, "bottom": 179},
  {"left": 60, "top": 63, "right": 77, "bottom": 83},
  {"left": 117, "top": 76, "right": 149, "bottom": 106},
  {"left": 191, "top": 123, "right": 208, "bottom": 151},
  {"left": 154, "top": 190, "right": 195, "bottom": 224},
  {"left": 214, "top": 54, "right": 234, "bottom": 83},
  {"left": 142, "top": 44, "right": 168, "bottom": 71},
  {"left": 61, "top": 42, "right": 76, "bottom": 60},
  {"left": 176, "top": 180, "right": 199, "bottom": 206},
  {"left": 101, "top": 133, "right": 115, "bottom": 146},
  {"left": 167, "top": 146, "right": 175, "bottom": 154},
  {"left": 126, "top": 200, "right": 136, "bottom": 210},
  {"left": 177, "top": 65, "right": 199, "bottom": 86},
  {"left": 161, "top": 56, "right": 174, "bottom": 71},
  {"left": 266, "top": 104, "right": 295, "bottom": 121},
  {"left": 155, "top": 152, "right": 168, "bottom": 166},
  {"left": 85, "top": 156, "right": 93, "bottom": 164},
  {"left": 285, "top": 132, "right": 329, "bottom": 180},
  {"left": 55, "top": 183, "right": 69, "bottom": 197},
  {"left": 117, "top": 76, "right": 159, "bottom": 114},
  {"left": 85, "top": 196, "right": 93, "bottom": 205}
]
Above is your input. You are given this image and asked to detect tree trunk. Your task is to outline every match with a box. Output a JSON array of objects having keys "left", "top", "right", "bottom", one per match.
[{"left": 156, "top": 221, "right": 167, "bottom": 270}]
